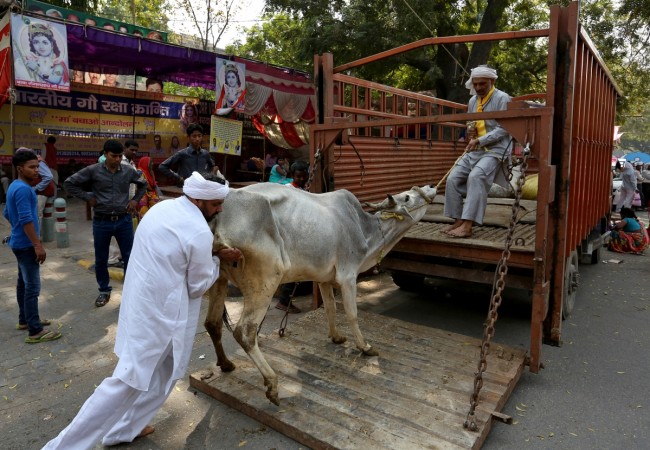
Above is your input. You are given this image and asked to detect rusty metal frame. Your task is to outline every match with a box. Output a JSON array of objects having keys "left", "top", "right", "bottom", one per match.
[{"left": 310, "top": 1, "right": 618, "bottom": 373}]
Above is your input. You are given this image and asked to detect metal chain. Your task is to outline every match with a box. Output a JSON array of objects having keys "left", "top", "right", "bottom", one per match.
[
  {"left": 464, "top": 143, "right": 531, "bottom": 431},
  {"left": 278, "top": 282, "right": 300, "bottom": 337},
  {"left": 274, "top": 148, "right": 322, "bottom": 337},
  {"left": 305, "top": 147, "right": 322, "bottom": 193}
]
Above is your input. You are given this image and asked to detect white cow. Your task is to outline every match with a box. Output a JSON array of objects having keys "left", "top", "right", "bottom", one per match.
[{"left": 204, "top": 183, "right": 436, "bottom": 405}]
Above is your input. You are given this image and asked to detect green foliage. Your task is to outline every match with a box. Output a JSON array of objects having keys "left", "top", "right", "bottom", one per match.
[
  {"left": 163, "top": 82, "right": 216, "bottom": 101},
  {"left": 43, "top": 1, "right": 100, "bottom": 14},
  {"left": 227, "top": 13, "right": 312, "bottom": 72},
  {"left": 98, "top": 0, "right": 171, "bottom": 31}
]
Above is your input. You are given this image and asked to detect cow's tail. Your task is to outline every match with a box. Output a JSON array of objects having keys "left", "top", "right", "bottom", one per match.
[{"left": 222, "top": 306, "right": 233, "bottom": 332}]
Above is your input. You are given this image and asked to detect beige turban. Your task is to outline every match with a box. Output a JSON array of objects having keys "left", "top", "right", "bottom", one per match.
[
  {"left": 183, "top": 171, "right": 229, "bottom": 200},
  {"left": 464, "top": 66, "right": 498, "bottom": 95}
]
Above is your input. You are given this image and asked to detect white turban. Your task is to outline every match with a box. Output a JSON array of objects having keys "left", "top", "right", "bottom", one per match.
[
  {"left": 183, "top": 171, "right": 229, "bottom": 200},
  {"left": 464, "top": 66, "right": 498, "bottom": 95}
]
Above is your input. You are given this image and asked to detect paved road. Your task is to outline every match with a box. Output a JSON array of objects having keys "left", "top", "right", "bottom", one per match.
[{"left": 1, "top": 197, "right": 648, "bottom": 449}]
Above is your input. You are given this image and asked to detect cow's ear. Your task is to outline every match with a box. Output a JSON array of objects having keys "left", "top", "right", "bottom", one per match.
[{"left": 386, "top": 194, "right": 396, "bottom": 208}]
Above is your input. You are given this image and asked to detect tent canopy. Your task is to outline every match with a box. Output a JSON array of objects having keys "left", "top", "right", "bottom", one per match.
[
  {"left": 66, "top": 23, "right": 313, "bottom": 94},
  {"left": 624, "top": 152, "right": 650, "bottom": 165},
  {"left": 64, "top": 19, "right": 315, "bottom": 148}
]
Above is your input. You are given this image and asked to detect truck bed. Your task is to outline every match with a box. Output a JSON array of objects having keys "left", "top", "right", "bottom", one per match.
[{"left": 382, "top": 196, "right": 538, "bottom": 290}]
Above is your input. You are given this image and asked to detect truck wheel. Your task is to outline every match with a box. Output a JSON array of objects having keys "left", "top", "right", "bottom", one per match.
[
  {"left": 562, "top": 251, "right": 579, "bottom": 319},
  {"left": 391, "top": 271, "right": 425, "bottom": 291}
]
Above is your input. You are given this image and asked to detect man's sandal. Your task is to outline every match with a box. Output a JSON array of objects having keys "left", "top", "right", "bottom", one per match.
[
  {"left": 25, "top": 330, "right": 62, "bottom": 344},
  {"left": 16, "top": 319, "right": 51, "bottom": 330},
  {"left": 95, "top": 293, "right": 110, "bottom": 307}
]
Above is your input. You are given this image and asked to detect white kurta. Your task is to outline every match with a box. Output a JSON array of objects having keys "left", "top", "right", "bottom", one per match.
[
  {"left": 113, "top": 195, "right": 220, "bottom": 391},
  {"left": 43, "top": 196, "right": 221, "bottom": 449}
]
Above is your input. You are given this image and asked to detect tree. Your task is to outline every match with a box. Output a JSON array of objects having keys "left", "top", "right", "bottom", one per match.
[
  {"left": 235, "top": 0, "right": 649, "bottom": 123},
  {"left": 45, "top": 1, "right": 100, "bottom": 14},
  {"left": 99, "top": 0, "right": 171, "bottom": 32},
  {"left": 227, "top": 13, "right": 313, "bottom": 72},
  {"left": 239, "top": 0, "right": 548, "bottom": 103},
  {"left": 172, "top": 0, "right": 237, "bottom": 51}
]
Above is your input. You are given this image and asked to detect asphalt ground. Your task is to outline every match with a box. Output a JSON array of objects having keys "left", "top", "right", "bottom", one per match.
[{"left": 1, "top": 197, "right": 649, "bottom": 449}]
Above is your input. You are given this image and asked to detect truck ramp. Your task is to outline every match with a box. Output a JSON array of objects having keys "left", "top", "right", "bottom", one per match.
[{"left": 190, "top": 307, "right": 527, "bottom": 449}]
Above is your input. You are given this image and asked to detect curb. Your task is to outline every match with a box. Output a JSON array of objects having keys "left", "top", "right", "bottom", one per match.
[{"left": 76, "top": 259, "right": 125, "bottom": 282}]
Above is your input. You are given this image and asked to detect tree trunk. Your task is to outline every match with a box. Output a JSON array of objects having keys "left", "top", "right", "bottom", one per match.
[{"left": 437, "top": 0, "right": 511, "bottom": 104}]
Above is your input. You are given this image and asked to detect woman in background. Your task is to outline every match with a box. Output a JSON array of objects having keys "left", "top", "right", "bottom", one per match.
[
  {"left": 608, "top": 207, "right": 649, "bottom": 254},
  {"left": 136, "top": 157, "right": 160, "bottom": 219}
]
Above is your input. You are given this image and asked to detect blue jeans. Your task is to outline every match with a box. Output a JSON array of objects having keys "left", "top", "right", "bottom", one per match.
[
  {"left": 12, "top": 246, "right": 43, "bottom": 335},
  {"left": 93, "top": 215, "right": 134, "bottom": 293}
]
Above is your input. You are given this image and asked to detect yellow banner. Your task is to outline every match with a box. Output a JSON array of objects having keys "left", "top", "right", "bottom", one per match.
[
  {"left": 0, "top": 83, "right": 198, "bottom": 164},
  {"left": 210, "top": 116, "right": 243, "bottom": 156}
]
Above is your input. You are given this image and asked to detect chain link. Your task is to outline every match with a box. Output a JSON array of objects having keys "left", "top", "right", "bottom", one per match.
[
  {"left": 305, "top": 148, "right": 322, "bottom": 193},
  {"left": 274, "top": 148, "right": 323, "bottom": 337},
  {"left": 464, "top": 143, "right": 531, "bottom": 431}
]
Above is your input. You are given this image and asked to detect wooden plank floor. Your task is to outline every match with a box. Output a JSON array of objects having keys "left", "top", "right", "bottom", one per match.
[
  {"left": 190, "top": 308, "right": 527, "bottom": 450},
  {"left": 402, "top": 221, "right": 537, "bottom": 252}
]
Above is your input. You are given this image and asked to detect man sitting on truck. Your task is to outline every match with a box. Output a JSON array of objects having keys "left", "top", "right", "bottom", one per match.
[{"left": 443, "top": 65, "right": 513, "bottom": 238}]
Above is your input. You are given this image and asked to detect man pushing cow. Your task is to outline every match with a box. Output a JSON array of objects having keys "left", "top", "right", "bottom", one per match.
[{"left": 43, "top": 172, "right": 242, "bottom": 449}]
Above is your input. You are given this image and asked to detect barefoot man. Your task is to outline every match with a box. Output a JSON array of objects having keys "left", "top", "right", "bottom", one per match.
[
  {"left": 444, "top": 65, "right": 512, "bottom": 238},
  {"left": 43, "top": 172, "right": 242, "bottom": 449}
]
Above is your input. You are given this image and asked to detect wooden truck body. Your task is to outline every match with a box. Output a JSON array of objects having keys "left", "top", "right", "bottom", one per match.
[{"left": 309, "top": 1, "right": 619, "bottom": 372}]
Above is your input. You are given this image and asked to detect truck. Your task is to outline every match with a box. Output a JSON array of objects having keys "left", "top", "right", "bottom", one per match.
[{"left": 309, "top": 1, "right": 619, "bottom": 374}]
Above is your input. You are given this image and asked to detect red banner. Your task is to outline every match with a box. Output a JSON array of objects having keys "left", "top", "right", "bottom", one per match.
[{"left": 0, "top": 14, "right": 11, "bottom": 108}]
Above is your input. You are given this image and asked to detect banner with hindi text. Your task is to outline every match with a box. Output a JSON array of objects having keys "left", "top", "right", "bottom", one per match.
[
  {"left": 0, "top": 83, "right": 198, "bottom": 164},
  {"left": 209, "top": 116, "right": 243, "bottom": 156}
]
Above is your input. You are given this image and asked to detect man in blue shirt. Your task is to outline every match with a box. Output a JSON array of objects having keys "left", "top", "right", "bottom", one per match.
[
  {"left": 3, "top": 149, "right": 62, "bottom": 343},
  {"left": 158, "top": 123, "right": 216, "bottom": 185}
]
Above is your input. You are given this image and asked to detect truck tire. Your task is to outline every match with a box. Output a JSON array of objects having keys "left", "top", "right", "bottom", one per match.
[
  {"left": 562, "top": 251, "right": 579, "bottom": 319},
  {"left": 391, "top": 271, "right": 425, "bottom": 291}
]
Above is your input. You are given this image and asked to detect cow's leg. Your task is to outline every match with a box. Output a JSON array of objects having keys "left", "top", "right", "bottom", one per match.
[
  {"left": 339, "top": 278, "right": 378, "bottom": 356},
  {"left": 204, "top": 277, "right": 236, "bottom": 372},
  {"left": 233, "top": 292, "right": 280, "bottom": 405},
  {"left": 319, "top": 282, "right": 346, "bottom": 345}
]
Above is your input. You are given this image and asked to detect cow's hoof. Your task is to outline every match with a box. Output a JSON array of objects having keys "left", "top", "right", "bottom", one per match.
[
  {"left": 266, "top": 389, "right": 280, "bottom": 406},
  {"left": 362, "top": 346, "right": 379, "bottom": 357},
  {"left": 331, "top": 336, "right": 347, "bottom": 345},
  {"left": 217, "top": 360, "right": 236, "bottom": 372}
]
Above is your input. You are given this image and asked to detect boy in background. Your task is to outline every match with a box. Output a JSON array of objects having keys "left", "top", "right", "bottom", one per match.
[{"left": 3, "top": 149, "right": 61, "bottom": 343}]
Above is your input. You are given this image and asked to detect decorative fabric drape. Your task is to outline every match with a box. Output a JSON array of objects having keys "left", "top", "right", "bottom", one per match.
[{"left": 244, "top": 83, "right": 315, "bottom": 149}]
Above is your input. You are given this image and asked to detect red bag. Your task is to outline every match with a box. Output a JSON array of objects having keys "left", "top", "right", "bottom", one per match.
[{"left": 37, "top": 180, "right": 56, "bottom": 197}]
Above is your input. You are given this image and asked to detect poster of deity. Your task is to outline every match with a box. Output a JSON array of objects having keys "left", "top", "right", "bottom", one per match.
[
  {"left": 11, "top": 14, "right": 70, "bottom": 92},
  {"left": 216, "top": 58, "right": 246, "bottom": 113}
]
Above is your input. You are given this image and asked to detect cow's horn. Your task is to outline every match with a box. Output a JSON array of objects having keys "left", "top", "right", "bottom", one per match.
[{"left": 364, "top": 201, "right": 383, "bottom": 211}]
